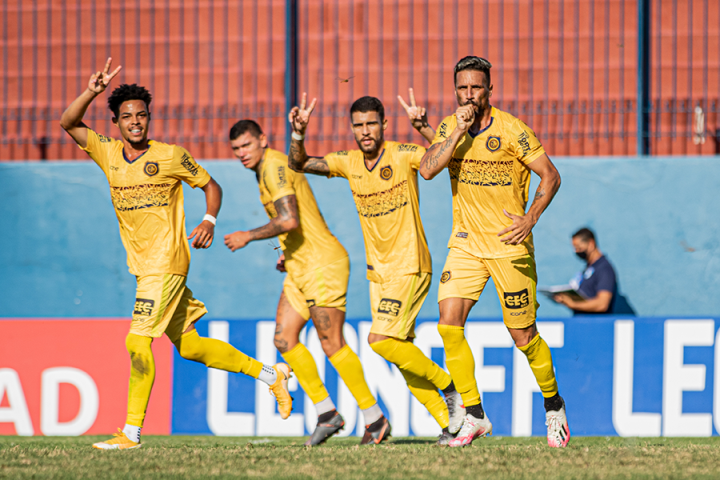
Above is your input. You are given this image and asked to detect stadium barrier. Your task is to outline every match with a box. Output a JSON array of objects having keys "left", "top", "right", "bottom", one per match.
[{"left": 1, "top": 317, "right": 718, "bottom": 437}]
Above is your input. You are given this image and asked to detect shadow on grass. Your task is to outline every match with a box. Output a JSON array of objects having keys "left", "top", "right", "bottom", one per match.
[{"left": 390, "top": 439, "right": 437, "bottom": 445}]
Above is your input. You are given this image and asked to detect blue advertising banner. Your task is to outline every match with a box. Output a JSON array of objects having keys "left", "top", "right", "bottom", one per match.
[{"left": 171, "top": 317, "right": 720, "bottom": 437}]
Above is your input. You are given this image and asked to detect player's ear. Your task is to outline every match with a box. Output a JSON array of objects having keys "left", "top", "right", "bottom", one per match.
[
  {"left": 382, "top": 118, "right": 388, "bottom": 131},
  {"left": 111, "top": 116, "right": 118, "bottom": 127},
  {"left": 259, "top": 133, "right": 268, "bottom": 148}
]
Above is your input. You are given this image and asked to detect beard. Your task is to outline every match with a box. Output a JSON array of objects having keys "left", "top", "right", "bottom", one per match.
[{"left": 357, "top": 137, "right": 381, "bottom": 156}]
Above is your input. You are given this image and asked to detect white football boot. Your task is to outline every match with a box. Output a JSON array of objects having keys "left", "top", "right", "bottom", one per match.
[
  {"left": 445, "top": 390, "right": 466, "bottom": 434},
  {"left": 448, "top": 412, "right": 492, "bottom": 447},
  {"left": 546, "top": 399, "right": 570, "bottom": 448}
]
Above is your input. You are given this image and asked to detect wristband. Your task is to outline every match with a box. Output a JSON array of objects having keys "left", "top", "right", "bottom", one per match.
[
  {"left": 291, "top": 132, "right": 305, "bottom": 141},
  {"left": 203, "top": 214, "right": 217, "bottom": 225}
]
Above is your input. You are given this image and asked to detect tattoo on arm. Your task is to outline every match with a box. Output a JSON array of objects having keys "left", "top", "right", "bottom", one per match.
[
  {"left": 248, "top": 195, "right": 299, "bottom": 241},
  {"left": 421, "top": 136, "right": 454, "bottom": 172},
  {"left": 288, "top": 138, "right": 329, "bottom": 175},
  {"left": 533, "top": 188, "right": 546, "bottom": 201}
]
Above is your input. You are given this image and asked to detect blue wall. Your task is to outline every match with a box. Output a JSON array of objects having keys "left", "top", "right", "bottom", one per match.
[{"left": 2, "top": 156, "right": 718, "bottom": 318}]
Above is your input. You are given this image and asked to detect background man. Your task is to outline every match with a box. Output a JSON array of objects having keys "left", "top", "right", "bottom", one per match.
[
  {"left": 419, "top": 56, "right": 569, "bottom": 448},
  {"left": 224, "top": 119, "right": 384, "bottom": 445},
  {"left": 60, "top": 58, "right": 291, "bottom": 450},
  {"left": 554, "top": 228, "right": 619, "bottom": 315},
  {"left": 287, "top": 93, "right": 465, "bottom": 446}
]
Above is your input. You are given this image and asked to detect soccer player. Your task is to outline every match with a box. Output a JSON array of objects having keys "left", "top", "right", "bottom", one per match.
[
  {"left": 59, "top": 58, "right": 292, "bottom": 450},
  {"left": 419, "top": 56, "right": 568, "bottom": 448},
  {"left": 223, "top": 119, "right": 387, "bottom": 445},
  {"left": 287, "top": 94, "right": 465, "bottom": 445}
]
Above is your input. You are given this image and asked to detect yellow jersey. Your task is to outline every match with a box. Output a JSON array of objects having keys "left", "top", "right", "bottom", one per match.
[
  {"left": 432, "top": 107, "right": 545, "bottom": 259},
  {"left": 79, "top": 128, "right": 210, "bottom": 276},
  {"left": 258, "top": 148, "right": 347, "bottom": 275},
  {"left": 324, "top": 141, "right": 432, "bottom": 283}
]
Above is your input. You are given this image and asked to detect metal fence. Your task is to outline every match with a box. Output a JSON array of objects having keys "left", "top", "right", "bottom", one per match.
[{"left": 1, "top": 0, "right": 718, "bottom": 160}]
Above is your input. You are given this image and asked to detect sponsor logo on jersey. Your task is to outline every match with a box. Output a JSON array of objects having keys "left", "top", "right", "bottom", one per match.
[
  {"left": 144, "top": 161, "right": 159, "bottom": 177},
  {"left": 397, "top": 144, "right": 418, "bottom": 153},
  {"left": 134, "top": 298, "right": 155, "bottom": 316},
  {"left": 352, "top": 174, "right": 363, "bottom": 179},
  {"left": 306, "top": 299, "right": 316, "bottom": 308},
  {"left": 486, "top": 136, "right": 501, "bottom": 152},
  {"left": 517, "top": 131, "right": 532, "bottom": 157},
  {"left": 440, "top": 271, "right": 452, "bottom": 283},
  {"left": 181, "top": 153, "right": 199, "bottom": 176},
  {"left": 98, "top": 134, "right": 113, "bottom": 143},
  {"left": 438, "top": 122, "right": 448, "bottom": 139},
  {"left": 510, "top": 310, "right": 528, "bottom": 316},
  {"left": 277, "top": 166, "right": 287, "bottom": 188},
  {"left": 380, "top": 165, "right": 393, "bottom": 181},
  {"left": 455, "top": 232, "right": 468, "bottom": 239},
  {"left": 110, "top": 165, "right": 119, "bottom": 171},
  {"left": 351, "top": 180, "right": 409, "bottom": 218},
  {"left": 504, "top": 289, "right": 530, "bottom": 309},
  {"left": 377, "top": 298, "right": 402, "bottom": 316},
  {"left": 110, "top": 183, "right": 172, "bottom": 211},
  {"left": 449, "top": 158, "right": 513, "bottom": 187},
  {"left": 334, "top": 150, "right": 349, "bottom": 156}
]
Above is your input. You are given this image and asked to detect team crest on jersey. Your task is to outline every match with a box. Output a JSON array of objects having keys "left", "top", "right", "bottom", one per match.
[
  {"left": 144, "top": 161, "right": 159, "bottom": 177},
  {"left": 380, "top": 165, "right": 393, "bottom": 181},
  {"left": 486, "top": 136, "right": 501, "bottom": 152},
  {"left": 441, "top": 271, "right": 452, "bottom": 283}
]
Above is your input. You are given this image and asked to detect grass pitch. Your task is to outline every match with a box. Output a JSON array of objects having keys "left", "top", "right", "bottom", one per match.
[{"left": 1, "top": 436, "right": 718, "bottom": 479}]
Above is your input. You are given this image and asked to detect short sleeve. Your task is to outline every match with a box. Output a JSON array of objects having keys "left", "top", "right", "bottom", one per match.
[
  {"left": 509, "top": 119, "right": 545, "bottom": 165},
  {"left": 263, "top": 161, "right": 296, "bottom": 202},
  {"left": 324, "top": 151, "right": 350, "bottom": 179},
  {"left": 431, "top": 116, "right": 455, "bottom": 146},
  {"left": 77, "top": 128, "right": 116, "bottom": 174},
  {"left": 396, "top": 144, "right": 426, "bottom": 170},
  {"left": 595, "top": 263, "right": 617, "bottom": 295},
  {"left": 169, "top": 146, "right": 211, "bottom": 188}
]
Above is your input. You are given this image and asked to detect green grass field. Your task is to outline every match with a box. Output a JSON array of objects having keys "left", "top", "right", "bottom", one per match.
[{"left": 1, "top": 436, "right": 719, "bottom": 479}]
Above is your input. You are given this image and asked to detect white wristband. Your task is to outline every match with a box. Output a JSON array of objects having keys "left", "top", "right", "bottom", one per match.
[
  {"left": 291, "top": 132, "right": 305, "bottom": 141},
  {"left": 203, "top": 214, "right": 216, "bottom": 225}
]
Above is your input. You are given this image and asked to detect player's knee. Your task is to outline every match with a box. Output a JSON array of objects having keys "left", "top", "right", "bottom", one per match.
[
  {"left": 319, "top": 338, "right": 343, "bottom": 357},
  {"left": 274, "top": 334, "right": 297, "bottom": 354},
  {"left": 174, "top": 333, "right": 204, "bottom": 362}
]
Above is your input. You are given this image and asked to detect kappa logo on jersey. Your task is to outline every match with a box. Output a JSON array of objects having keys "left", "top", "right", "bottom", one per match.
[
  {"left": 180, "top": 153, "right": 199, "bottom": 176},
  {"left": 133, "top": 298, "right": 155, "bottom": 316},
  {"left": 504, "top": 289, "right": 530, "bottom": 309},
  {"left": 517, "top": 131, "right": 532, "bottom": 157},
  {"left": 306, "top": 299, "right": 316, "bottom": 308},
  {"left": 440, "top": 271, "right": 452, "bottom": 283},
  {"left": 380, "top": 165, "right": 393, "bottom": 181},
  {"left": 377, "top": 298, "right": 402, "bottom": 316},
  {"left": 144, "top": 161, "right": 159, "bottom": 177},
  {"left": 397, "top": 144, "right": 418, "bottom": 153},
  {"left": 277, "top": 166, "right": 287, "bottom": 188},
  {"left": 486, "top": 136, "right": 501, "bottom": 152}
]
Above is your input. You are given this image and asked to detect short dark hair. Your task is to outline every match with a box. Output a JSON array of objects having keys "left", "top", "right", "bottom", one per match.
[
  {"left": 229, "top": 119, "right": 264, "bottom": 141},
  {"left": 454, "top": 56, "right": 492, "bottom": 85},
  {"left": 572, "top": 227, "right": 596, "bottom": 243},
  {"left": 350, "top": 96, "right": 384, "bottom": 122},
  {"left": 107, "top": 84, "right": 152, "bottom": 117}
]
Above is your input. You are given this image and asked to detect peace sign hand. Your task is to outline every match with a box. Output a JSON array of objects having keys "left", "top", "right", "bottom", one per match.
[
  {"left": 288, "top": 92, "right": 317, "bottom": 136},
  {"left": 88, "top": 57, "right": 122, "bottom": 94},
  {"left": 398, "top": 88, "right": 429, "bottom": 130}
]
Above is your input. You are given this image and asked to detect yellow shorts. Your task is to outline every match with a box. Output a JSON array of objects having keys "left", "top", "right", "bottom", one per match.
[
  {"left": 369, "top": 272, "right": 431, "bottom": 340},
  {"left": 437, "top": 248, "right": 539, "bottom": 329},
  {"left": 283, "top": 256, "right": 350, "bottom": 320},
  {"left": 131, "top": 274, "right": 208, "bottom": 342}
]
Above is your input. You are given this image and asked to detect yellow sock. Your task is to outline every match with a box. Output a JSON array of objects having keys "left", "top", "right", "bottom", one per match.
[
  {"left": 125, "top": 333, "right": 155, "bottom": 427},
  {"left": 174, "top": 329, "right": 263, "bottom": 379},
  {"left": 328, "top": 345, "right": 376, "bottom": 410},
  {"left": 400, "top": 369, "right": 449, "bottom": 429},
  {"left": 370, "top": 338, "right": 451, "bottom": 390},
  {"left": 281, "top": 343, "right": 330, "bottom": 405},
  {"left": 438, "top": 324, "right": 481, "bottom": 407},
  {"left": 518, "top": 334, "right": 559, "bottom": 398}
]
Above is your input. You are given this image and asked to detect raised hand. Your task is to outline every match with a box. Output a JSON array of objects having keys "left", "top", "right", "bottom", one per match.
[
  {"left": 455, "top": 104, "right": 475, "bottom": 133},
  {"left": 88, "top": 57, "right": 122, "bottom": 94},
  {"left": 288, "top": 92, "right": 317, "bottom": 136},
  {"left": 398, "top": 88, "right": 429, "bottom": 130}
]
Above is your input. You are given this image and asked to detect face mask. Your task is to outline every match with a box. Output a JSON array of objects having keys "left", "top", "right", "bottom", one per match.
[{"left": 575, "top": 250, "right": 588, "bottom": 260}]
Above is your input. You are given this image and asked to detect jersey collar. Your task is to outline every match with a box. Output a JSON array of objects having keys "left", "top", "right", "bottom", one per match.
[
  {"left": 122, "top": 140, "right": 153, "bottom": 164},
  {"left": 467, "top": 107, "right": 495, "bottom": 138},
  {"left": 364, "top": 145, "right": 386, "bottom": 173}
]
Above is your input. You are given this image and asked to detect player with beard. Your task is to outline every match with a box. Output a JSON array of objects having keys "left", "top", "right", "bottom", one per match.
[
  {"left": 60, "top": 58, "right": 292, "bottom": 449},
  {"left": 419, "top": 56, "right": 569, "bottom": 448},
  {"left": 287, "top": 94, "right": 465, "bottom": 445},
  {"left": 224, "top": 119, "right": 385, "bottom": 445}
]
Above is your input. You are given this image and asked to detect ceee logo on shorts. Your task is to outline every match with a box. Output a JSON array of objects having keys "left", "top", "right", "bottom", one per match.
[
  {"left": 377, "top": 298, "right": 402, "bottom": 316},
  {"left": 503, "top": 289, "right": 529, "bottom": 309},
  {"left": 133, "top": 298, "right": 155, "bottom": 316}
]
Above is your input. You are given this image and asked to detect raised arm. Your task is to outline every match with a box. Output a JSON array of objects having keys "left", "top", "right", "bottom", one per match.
[
  {"left": 398, "top": 88, "right": 435, "bottom": 143},
  {"left": 287, "top": 92, "right": 330, "bottom": 176},
  {"left": 419, "top": 105, "right": 474, "bottom": 180},
  {"left": 187, "top": 177, "right": 222, "bottom": 249},
  {"left": 497, "top": 153, "right": 561, "bottom": 245},
  {"left": 224, "top": 195, "right": 299, "bottom": 252},
  {"left": 60, "top": 57, "right": 122, "bottom": 148}
]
